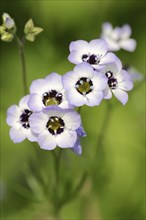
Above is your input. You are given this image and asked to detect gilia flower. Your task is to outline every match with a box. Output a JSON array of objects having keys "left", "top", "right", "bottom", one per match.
[
  {"left": 6, "top": 95, "right": 37, "bottom": 143},
  {"left": 63, "top": 62, "right": 107, "bottom": 107},
  {"left": 68, "top": 39, "right": 118, "bottom": 70},
  {"left": 28, "top": 72, "right": 73, "bottom": 111},
  {"left": 101, "top": 22, "right": 136, "bottom": 52},
  {"left": 101, "top": 60, "right": 133, "bottom": 105},
  {"left": 29, "top": 106, "right": 82, "bottom": 150}
]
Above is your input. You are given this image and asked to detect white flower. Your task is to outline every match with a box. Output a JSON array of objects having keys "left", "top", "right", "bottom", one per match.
[
  {"left": 28, "top": 72, "right": 73, "bottom": 111},
  {"left": 63, "top": 62, "right": 107, "bottom": 107},
  {"left": 68, "top": 39, "right": 119, "bottom": 70},
  {"left": 6, "top": 95, "right": 37, "bottom": 143},
  {"left": 101, "top": 60, "right": 133, "bottom": 105},
  {"left": 29, "top": 106, "right": 82, "bottom": 150},
  {"left": 101, "top": 22, "right": 137, "bottom": 52}
]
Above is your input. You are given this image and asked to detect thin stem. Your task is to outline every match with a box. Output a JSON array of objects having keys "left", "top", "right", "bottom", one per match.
[
  {"left": 96, "top": 101, "right": 112, "bottom": 157},
  {"left": 15, "top": 35, "right": 28, "bottom": 95},
  {"left": 77, "top": 106, "right": 82, "bottom": 113},
  {"left": 51, "top": 149, "right": 62, "bottom": 218}
]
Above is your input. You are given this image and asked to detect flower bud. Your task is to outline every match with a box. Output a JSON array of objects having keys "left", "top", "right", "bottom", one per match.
[
  {"left": 2, "top": 13, "right": 16, "bottom": 30},
  {"left": 1, "top": 32, "right": 14, "bottom": 42},
  {"left": 24, "top": 19, "right": 43, "bottom": 42}
]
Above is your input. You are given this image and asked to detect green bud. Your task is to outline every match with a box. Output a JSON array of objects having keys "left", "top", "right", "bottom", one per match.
[
  {"left": 25, "top": 33, "right": 35, "bottom": 42},
  {"left": 24, "top": 19, "right": 43, "bottom": 42},
  {"left": 24, "top": 19, "right": 34, "bottom": 34},
  {"left": 1, "top": 32, "right": 14, "bottom": 42},
  {"left": 32, "top": 27, "right": 43, "bottom": 35}
]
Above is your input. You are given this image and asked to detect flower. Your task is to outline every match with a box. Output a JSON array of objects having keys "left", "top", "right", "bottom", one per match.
[
  {"left": 28, "top": 72, "right": 73, "bottom": 111},
  {"left": 100, "top": 22, "right": 136, "bottom": 52},
  {"left": 6, "top": 95, "right": 37, "bottom": 143},
  {"left": 24, "top": 19, "right": 43, "bottom": 42},
  {"left": 68, "top": 39, "right": 119, "bottom": 70},
  {"left": 0, "top": 13, "right": 16, "bottom": 42},
  {"left": 101, "top": 60, "right": 133, "bottom": 105},
  {"left": 63, "top": 62, "right": 107, "bottom": 107},
  {"left": 71, "top": 126, "right": 86, "bottom": 156},
  {"left": 29, "top": 106, "right": 82, "bottom": 150}
]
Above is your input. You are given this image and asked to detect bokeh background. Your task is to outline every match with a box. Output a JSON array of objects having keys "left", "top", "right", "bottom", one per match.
[{"left": 0, "top": 0, "right": 145, "bottom": 219}]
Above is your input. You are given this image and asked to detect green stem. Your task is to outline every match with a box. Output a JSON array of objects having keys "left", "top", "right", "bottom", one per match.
[
  {"left": 51, "top": 149, "right": 62, "bottom": 218},
  {"left": 96, "top": 101, "right": 112, "bottom": 157},
  {"left": 15, "top": 35, "right": 28, "bottom": 95}
]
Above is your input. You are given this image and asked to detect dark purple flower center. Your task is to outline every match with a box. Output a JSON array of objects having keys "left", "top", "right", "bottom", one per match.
[
  {"left": 108, "top": 78, "right": 117, "bottom": 89},
  {"left": 46, "top": 116, "right": 65, "bottom": 135},
  {"left": 42, "top": 90, "right": 63, "bottom": 106},
  {"left": 75, "top": 77, "right": 93, "bottom": 95},
  {"left": 105, "top": 71, "right": 117, "bottom": 89},
  {"left": 20, "top": 109, "right": 32, "bottom": 129},
  {"left": 82, "top": 54, "right": 100, "bottom": 65}
]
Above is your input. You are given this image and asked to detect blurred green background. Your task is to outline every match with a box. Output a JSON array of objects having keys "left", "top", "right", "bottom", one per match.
[{"left": 0, "top": 0, "right": 145, "bottom": 219}]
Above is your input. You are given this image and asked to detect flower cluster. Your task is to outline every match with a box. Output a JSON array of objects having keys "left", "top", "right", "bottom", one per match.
[{"left": 6, "top": 18, "right": 136, "bottom": 155}]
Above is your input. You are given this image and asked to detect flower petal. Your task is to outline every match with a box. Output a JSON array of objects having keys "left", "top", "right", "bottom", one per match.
[
  {"left": 112, "top": 89, "right": 128, "bottom": 105},
  {"left": 121, "top": 24, "right": 132, "bottom": 39},
  {"left": 92, "top": 71, "right": 107, "bottom": 90},
  {"left": 6, "top": 105, "right": 21, "bottom": 127},
  {"left": 101, "top": 22, "right": 113, "bottom": 36},
  {"left": 66, "top": 88, "right": 85, "bottom": 107},
  {"left": 26, "top": 130, "right": 38, "bottom": 142},
  {"left": 68, "top": 50, "right": 82, "bottom": 64},
  {"left": 10, "top": 127, "right": 26, "bottom": 143},
  {"left": 62, "top": 71, "right": 77, "bottom": 90},
  {"left": 71, "top": 139, "right": 82, "bottom": 155},
  {"left": 120, "top": 38, "right": 137, "bottom": 52},
  {"left": 30, "top": 79, "right": 48, "bottom": 94},
  {"left": 62, "top": 110, "right": 81, "bottom": 130},
  {"left": 69, "top": 40, "right": 89, "bottom": 53},
  {"left": 45, "top": 72, "right": 63, "bottom": 91},
  {"left": 85, "top": 91, "right": 103, "bottom": 106},
  {"left": 77, "top": 126, "right": 86, "bottom": 137},
  {"left": 28, "top": 93, "right": 44, "bottom": 111},
  {"left": 19, "top": 95, "right": 30, "bottom": 110},
  {"left": 100, "top": 52, "right": 119, "bottom": 65},
  {"left": 56, "top": 129, "right": 77, "bottom": 148},
  {"left": 89, "top": 39, "right": 108, "bottom": 56},
  {"left": 29, "top": 112, "right": 48, "bottom": 134},
  {"left": 103, "top": 87, "right": 112, "bottom": 99},
  {"left": 38, "top": 130, "right": 56, "bottom": 150},
  {"left": 74, "top": 62, "right": 94, "bottom": 78}
]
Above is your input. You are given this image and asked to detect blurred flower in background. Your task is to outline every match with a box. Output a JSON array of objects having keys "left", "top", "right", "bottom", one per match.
[{"left": 101, "top": 22, "right": 137, "bottom": 52}]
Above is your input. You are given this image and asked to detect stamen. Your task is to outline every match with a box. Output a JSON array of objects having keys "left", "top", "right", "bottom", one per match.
[{"left": 75, "top": 77, "right": 93, "bottom": 95}]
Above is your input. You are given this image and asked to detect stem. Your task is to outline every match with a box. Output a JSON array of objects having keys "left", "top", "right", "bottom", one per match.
[
  {"left": 77, "top": 106, "right": 82, "bottom": 113},
  {"left": 51, "top": 149, "right": 62, "bottom": 218},
  {"left": 96, "top": 101, "right": 112, "bottom": 157},
  {"left": 15, "top": 35, "right": 28, "bottom": 95}
]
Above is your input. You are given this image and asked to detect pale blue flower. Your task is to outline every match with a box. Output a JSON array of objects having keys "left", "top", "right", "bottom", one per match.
[
  {"left": 101, "top": 22, "right": 137, "bottom": 52},
  {"left": 6, "top": 95, "right": 37, "bottom": 143},
  {"left": 28, "top": 72, "right": 73, "bottom": 111},
  {"left": 63, "top": 62, "right": 107, "bottom": 107},
  {"left": 101, "top": 60, "right": 133, "bottom": 105},
  {"left": 29, "top": 106, "right": 82, "bottom": 150},
  {"left": 68, "top": 39, "right": 119, "bottom": 70}
]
